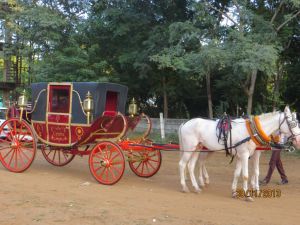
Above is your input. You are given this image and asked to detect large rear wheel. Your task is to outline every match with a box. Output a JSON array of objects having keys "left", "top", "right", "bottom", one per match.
[
  {"left": 128, "top": 150, "right": 162, "bottom": 177},
  {"left": 89, "top": 141, "right": 125, "bottom": 185},
  {"left": 0, "top": 118, "right": 36, "bottom": 172},
  {"left": 41, "top": 146, "right": 75, "bottom": 166}
]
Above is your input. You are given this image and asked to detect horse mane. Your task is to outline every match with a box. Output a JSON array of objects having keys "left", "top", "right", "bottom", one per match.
[{"left": 258, "top": 111, "right": 280, "bottom": 120}]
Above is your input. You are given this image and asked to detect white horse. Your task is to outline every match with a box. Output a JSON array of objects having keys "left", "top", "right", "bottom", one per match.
[
  {"left": 179, "top": 106, "right": 300, "bottom": 200},
  {"left": 195, "top": 131, "right": 286, "bottom": 189}
]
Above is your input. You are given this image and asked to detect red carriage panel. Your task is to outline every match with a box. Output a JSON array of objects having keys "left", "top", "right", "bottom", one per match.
[
  {"left": 76, "top": 114, "right": 127, "bottom": 145},
  {"left": 70, "top": 125, "right": 90, "bottom": 143},
  {"left": 48, "top": 124, "right": 70, "bottom": 144},
  {"left": 48, "top": 114, "right": 69, "bottom": 123},
  {"left": 32, "top": 121, "right": 47, "bottom": 140}
]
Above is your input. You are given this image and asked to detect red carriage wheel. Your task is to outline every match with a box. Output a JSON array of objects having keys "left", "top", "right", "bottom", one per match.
[
  {"left": 128, "top": 150, "right": 162, "bottom": 177},
  {"left": 89, "top": 141, "right": 125, "bottom": 185},
  {"left": 0, "top": 118, "right": 36, "bottom": 172},
  {"left": 6, "top": 105, "right": 20, "bottom": 119},
  {"left": 41, "top": 146, "right": 75, "bottom": 166}
]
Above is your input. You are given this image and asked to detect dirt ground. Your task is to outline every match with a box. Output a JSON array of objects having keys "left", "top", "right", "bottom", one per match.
[{"left": 0, "top": 150, "right": 299, "bottom": 225}]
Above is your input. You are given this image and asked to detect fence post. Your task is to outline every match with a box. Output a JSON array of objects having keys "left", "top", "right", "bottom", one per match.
[{"left": 159, "top": 112, "right": 165, "bottom": 139}]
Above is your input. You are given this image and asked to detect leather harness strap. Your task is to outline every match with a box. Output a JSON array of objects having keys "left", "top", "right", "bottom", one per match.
[
  {"left": 246, "top": 116, "right": 281, "bottom": 146},
  {"left": 271, "top": 134, "right": 280, "bottom": 143},
  {"left": 246, "top": 119, "right": 261, "bottom": 146}
]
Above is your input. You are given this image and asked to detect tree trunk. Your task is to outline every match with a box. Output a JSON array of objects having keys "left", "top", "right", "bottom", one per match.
[
  {"left": 3, "top": 19, "right": 12, "bottom": 106},
  {"left": 28, "top": 41, "right": 34, "bottom": 84},
  {"left": 273, "top": 80, "right": 280, "bottom": 111},
  {"left": 206, "top": 72, "right": 213, "bottom": 118},
  {"left": 162, "top": 76, "right": 168, "bottom": 118},
  {"left": 272, "top": 65, "right": 282, "bottom": 111},
  {"left": 4, "top": 20, "right": 12, "bottom": 82},
  {"left": 246, "top": 70, "right": 257, "bottom": 115}
]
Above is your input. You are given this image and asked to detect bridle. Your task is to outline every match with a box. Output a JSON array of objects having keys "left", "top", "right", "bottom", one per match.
[{"left": 279, "top": 112, "right": 300, "bottom": 142}]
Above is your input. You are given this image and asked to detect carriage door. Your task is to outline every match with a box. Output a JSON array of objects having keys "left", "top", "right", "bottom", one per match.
[
  {"left": 47, "top": 84, "right": 72, "bottom": 145},
  {"left": 104, "top": 91, "right": 118, "bottom": 116}
]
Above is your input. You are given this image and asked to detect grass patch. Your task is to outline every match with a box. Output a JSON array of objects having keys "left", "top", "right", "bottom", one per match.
[
  {"left": 285, "top": 149, "right": 300, "bottom": 158},
  {"left": 148, "top": 132, "right": 178, "bottom": 144},
  {"left": 124, "top": 130, "right": 178, "bottom": 144}
]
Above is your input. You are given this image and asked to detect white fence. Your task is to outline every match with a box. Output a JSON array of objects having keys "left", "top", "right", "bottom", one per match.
[{"left": 135, "top": 118, "right": 189, "bottom": 134}]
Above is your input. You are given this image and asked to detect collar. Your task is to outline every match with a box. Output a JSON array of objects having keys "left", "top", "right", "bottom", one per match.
[
  {"left": 246, "top": 116, "right": 271, "bottom": 146},
  {"left": 253, "top": 116, "right": 272, "bottom": 143}
]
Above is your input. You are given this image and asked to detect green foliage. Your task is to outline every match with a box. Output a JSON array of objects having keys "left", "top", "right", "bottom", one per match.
[{"left": 1, "top": 0, "right": 299, "bottom": 118}]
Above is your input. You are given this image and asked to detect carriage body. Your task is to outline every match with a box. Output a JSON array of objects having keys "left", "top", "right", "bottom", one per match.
[
  {"left": 0, "top": 82, "right": 161, "bottom": 185},
  {"left": 30, "top": 82, "right": 128, "bottom": 147}
]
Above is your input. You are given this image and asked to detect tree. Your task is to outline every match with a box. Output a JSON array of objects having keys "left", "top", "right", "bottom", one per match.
[{"left": 85, "top": 0, "right": 194, "bottom": 118}]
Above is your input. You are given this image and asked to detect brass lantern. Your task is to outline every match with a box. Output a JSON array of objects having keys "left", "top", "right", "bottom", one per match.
[
  {"left": 83, "top": 91, "right": 94, "bottom": 124},
  {"left": 18, "top": 89, "right": 28, "bottom": 108},
  {"left": 18, "top": 89, "right": 27, "bottom": 120},
  {"left": 128, "top": 98, "right": 138, "bottom": 117}
]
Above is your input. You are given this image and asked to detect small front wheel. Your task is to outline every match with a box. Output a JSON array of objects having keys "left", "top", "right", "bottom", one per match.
[
  {"left": 89, "top": 141, "right": 125, "bottom": 185},
  {"left": 0, "top": 118, "right": 36, "bottom": 172},
  {"left": 128, "top": 150, "right": 162, "bottom": 177}
]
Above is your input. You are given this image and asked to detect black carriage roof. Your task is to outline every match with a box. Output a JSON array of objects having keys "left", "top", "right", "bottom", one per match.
[{"left": 30, "top": 82, "right": 128, "bottom": 124}]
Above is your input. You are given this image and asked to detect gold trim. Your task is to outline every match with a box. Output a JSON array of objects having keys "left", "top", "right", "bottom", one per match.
[
  {"left": 80, "top": 112, "right": 128, "bottom": 144},
  {"left": 47, "top": 121, "right": 71, "bottom": 126},
  {"left": 32, "top": 121, "right": 75, "bottom": 147},
  {"left": 46, "top": 83, "right": 73, "bottom": 145},
  {"left": 70, "top": 123, "right": 90, "bottom": 127},
  {"left": 37, "top": 137, "right": 75, "bottom": 147},
  {"left": 31, "top": 120, "right": 44, "bottom": 124},
  {"left": 31, "top": 120, "right": 91, "bottom": 127},
  {"left": 48, "top": 112, "right": 71, "bottom": 116},
  {"left": 72, "top": 89, "right": 87, "bottom": 116},
  {"left": 26, "top": 89, "right": 46, "bottom": 114},
  {"left": 69, "top": 84, "right": 73, "bottom": 145},
  {"left": 93, "top": 132, "right": 124, "bottom": 135},
  {"left": 124, "top": 113, "right": 152, "bottom": 142}
]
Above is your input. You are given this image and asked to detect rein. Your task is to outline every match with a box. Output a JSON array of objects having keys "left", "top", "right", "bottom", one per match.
[{"left": 216, "top": 114, "right": 232, "bottom": 157}]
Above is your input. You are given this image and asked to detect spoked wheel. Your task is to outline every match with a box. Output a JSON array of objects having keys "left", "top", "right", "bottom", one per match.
[
  {"left": 89, "top": 141, "right": 125, "bottom": 185},
  {"left": 41, "top": 146, "right": 75, "bottom": 166},
  {"left": 0, "top": 118, "right": 36, "bottom": 172},
  {"left": 128, "top": 150, "right": 162, "bottom": 177}
]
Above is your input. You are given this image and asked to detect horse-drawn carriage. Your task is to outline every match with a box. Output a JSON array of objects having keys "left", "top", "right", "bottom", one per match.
[{"left": 0, "top": 82, "right": 161, "bottom": 185}]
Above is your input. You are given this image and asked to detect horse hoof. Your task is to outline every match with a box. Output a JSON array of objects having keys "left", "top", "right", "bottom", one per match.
[
  {"left": 199, "top": 183, "right": 205, "bottom": 188},
  {"left": 232, "top": 191, "right": 238, "bottom": 199},
  {"left": 194, "top": 188, "right": 202, "bottom": 193},
  {"left": 181, "top": 187, "right": 190, "bottom": 193},
  {"left": 245, "top": 197, "right": 254, "bottom": 202}
]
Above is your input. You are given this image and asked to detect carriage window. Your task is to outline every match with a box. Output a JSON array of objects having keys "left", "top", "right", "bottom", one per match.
[{"left": 49, "top": 86, "right": 70, "bottom": 113}]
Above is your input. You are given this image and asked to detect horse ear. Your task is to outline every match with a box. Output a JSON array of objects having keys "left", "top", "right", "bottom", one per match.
[
  {"left": 292, "top": 112, "right": 297, "bottom": 120},
  {"left": 284, "top": 105, "right": 291, "bottom": 114}
]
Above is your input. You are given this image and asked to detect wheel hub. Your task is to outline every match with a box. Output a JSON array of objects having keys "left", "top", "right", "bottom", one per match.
[
  {"left": 100, "top": 159, "right": 111, "bottom": 167},
  {"left": 11, "top": 140, "right": 20, "bottom": 149},
  {"left": 142, "top": 154, "right": 148, "bottom": 161}
]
